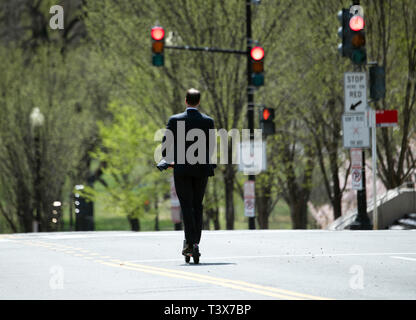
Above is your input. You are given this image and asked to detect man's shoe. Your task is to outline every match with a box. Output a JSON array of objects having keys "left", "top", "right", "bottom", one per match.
[
  {"left": 182, "top": 241, "right": 192, "bottom": 256},
  {"left": 192, "top": 244, "right": 201, "bottom": 257}
]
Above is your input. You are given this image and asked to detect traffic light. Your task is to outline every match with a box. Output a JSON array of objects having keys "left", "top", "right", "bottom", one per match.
[
  {"left": 250, "top": 46, "right": 264, "bottom": 87},
  {"left": 259, "top": 106, "right": 275, "bottom": 135},
  {"left": 337, "top": 7, "right": 366, "bottom": 65},
  {"left": 369, "top": 65, "right": 386, "bottom": 100},
  {"left": 337, "top": 9, "right": 351, "bottom": 57},
  {"left": 348, "top": 9, "right": 366, "bottom": 65},
  {"left": 151, "top": 25, "right": 165, "bottom": 67}
]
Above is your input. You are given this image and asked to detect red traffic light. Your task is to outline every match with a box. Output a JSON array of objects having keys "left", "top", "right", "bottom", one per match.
[
  {"left": 151, "top": 26, "right": 165, "bottom": 41},
  {"left": 250, "top": 46, "right": 264, "bottom": 61},
  {"left": 349, "top": 15, "right": 364, "bottom": 31},
  {"left": 263, "top": 108, "right": 271, "bottom": 120}
]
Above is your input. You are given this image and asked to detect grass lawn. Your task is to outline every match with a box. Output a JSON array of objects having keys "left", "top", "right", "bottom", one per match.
[{"left": 62, "top": 191, "right": 295, "bottom": 232}]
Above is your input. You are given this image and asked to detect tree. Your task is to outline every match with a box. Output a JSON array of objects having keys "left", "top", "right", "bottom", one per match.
[
  {"left": 365, "top": 0, "right": 416, "bottom": 189},
  {"left": 0, "top": 46, "right": 97, "bottom": 232},
  {"left": 84, "top": 102, "right": 168, "bottom": 231}
]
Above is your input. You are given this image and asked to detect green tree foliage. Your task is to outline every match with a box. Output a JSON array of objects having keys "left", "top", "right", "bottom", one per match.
[{"left": 83, "top": 102, "right": 167, "bottom": 230}]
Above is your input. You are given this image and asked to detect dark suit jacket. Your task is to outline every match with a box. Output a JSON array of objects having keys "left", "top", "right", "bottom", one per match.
[{"left": 162, "top": 108, "right": 216, "bottom": 177}]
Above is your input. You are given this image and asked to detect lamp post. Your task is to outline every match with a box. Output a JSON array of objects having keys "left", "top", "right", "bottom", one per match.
[{"left": 30, "top": 107, "right": 45, "bottom": 232}]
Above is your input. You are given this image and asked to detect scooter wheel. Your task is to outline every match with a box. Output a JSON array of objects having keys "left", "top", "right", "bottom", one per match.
[
  {"left": 193, "top": 255, "right": 199, "bottom": 264},
  {"left": 185, "top": 255, "right": 191, "bottom": 263}
]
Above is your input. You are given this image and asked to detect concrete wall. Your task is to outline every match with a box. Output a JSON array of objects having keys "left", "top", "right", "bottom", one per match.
[
  {"left": 328, "top": 189, "right": 416, "bottom": 230},
  {"left": 375, "top": 190, "right": 416, "bottom": 229}
]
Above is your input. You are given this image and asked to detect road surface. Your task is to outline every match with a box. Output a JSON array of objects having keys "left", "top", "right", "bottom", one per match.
[{"left": 0, "top": 230, "right": 415, "bottom": 300}]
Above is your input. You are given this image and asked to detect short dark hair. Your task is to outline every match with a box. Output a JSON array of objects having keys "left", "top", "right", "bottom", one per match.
[{"left": 186, "top": 88, "right": 200, "bottom": 107}]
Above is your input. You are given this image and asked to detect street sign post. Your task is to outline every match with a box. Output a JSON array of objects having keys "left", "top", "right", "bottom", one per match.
[
  {"left": 344, "top": 72, "right": 367, "bottom": 112},
  {"left": 370, "top": 109, "right": 398, "bottom": 229},
  {"left": 342, "top": 112, "right": 370, "bottom": 149},
  {"left": 370, "top": 109, "right": 378, "bottom": 229}
]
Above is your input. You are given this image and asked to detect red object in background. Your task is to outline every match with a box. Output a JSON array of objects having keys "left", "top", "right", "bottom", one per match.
[{"left": 376, "top": 110, "right": 398, "bottom": 127}]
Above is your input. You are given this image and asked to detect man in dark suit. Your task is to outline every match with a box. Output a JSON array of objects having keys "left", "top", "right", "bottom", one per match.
[{"left": 160, "top": 88, "right": 216, "bottom": 262}]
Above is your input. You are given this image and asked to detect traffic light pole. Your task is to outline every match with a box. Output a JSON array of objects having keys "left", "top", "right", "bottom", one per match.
[
  {"left": 246, "top": 1, "right": 256, "bottom": 230},
  {"left": 164, "top": 45, "right": 246, "bottom": 55}
]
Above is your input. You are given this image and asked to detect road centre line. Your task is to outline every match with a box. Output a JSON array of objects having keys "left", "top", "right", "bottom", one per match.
[
  {"left": 119, "top": 261, "right": 332, "bottom": 300},
  {"left": 99, "top": 261, "right": 328, "bottom": 300}
]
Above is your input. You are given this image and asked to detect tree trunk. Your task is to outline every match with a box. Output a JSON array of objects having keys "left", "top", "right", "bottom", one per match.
[
  {"left": 128, "top": 216, "right": 140, "bottom": 231},
  {"left": 224, "top": 164, "right": 235, "bottom": 230},
  {"left": 256, "top": 190, "right": 271, "bottom": 229},
  {"left": 289, "top": 195, "right": 308, "bottom": 229},
  {"left": 204, "top": 208, "right": 221, "bottom": 230},
  {"left": 17, "top": 183, "right": 33, "bottom": 233},
  {"left": 331, "top": 166, "right": 342, "bottom": 220},
  {"left": 154, "top": 198, "right": 159, "bottom": 231}
]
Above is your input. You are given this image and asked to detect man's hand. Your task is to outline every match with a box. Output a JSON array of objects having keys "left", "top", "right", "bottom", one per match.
[{"left": 168, "top": 162, "right": 175, "bottom": 169}]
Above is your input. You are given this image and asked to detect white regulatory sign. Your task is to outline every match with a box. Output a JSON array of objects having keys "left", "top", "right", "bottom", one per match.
[
  {"left": 244, "top": 181, "right": 255, "bottom": 217},
  {"left": 350, "top": 148, "right": 363, "bottom": 190},
  {"left": 344, "top": 72, "right": 367, "bottom": 113},
  {"left": 342, "top": 112, "right": 370, "bottom": 149},
  {"left": 351, "top": 168, "right": 363, "bottom": 190}
]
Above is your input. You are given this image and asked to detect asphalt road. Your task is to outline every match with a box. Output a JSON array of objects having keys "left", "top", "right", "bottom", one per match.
[{"left": 0, "top": 230, "right": 415, "bottom": 300}]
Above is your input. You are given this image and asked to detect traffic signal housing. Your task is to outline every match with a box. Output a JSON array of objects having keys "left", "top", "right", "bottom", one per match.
[
  {"left": 337, "top": 9, "right": 351, "bottom": 58},
  {"left": 259, "top": 106, "right": 275, "bottom": 135},
  {"left": 250, "top": 46, "right": 264, "bottom": 87},
  {"left": 151, "top": 26, "right": 165, "bottom": 67},
  {"left": 348, "top": 13, "right": 366, "bottom": 65},
  {"left": 369, "top": 65, "right": 386, "bottom": 101},
  {"left": 337, "top": 7, "right": 367, "bottom": 65}
]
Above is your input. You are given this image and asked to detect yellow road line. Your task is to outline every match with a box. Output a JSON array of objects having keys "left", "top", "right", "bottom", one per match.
[
  {"left": 121, "top": 261, "right": 331, "bottom": 300},
  {"left": 100, "top": 261, "right": 304, "bottom": 300}
]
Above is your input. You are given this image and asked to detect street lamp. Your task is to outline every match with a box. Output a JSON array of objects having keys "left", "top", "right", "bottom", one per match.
[{"left": 30, "top": 107, "right": 44, "bottom": 232}]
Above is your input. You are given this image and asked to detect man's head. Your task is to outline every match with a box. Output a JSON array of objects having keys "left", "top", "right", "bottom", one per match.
[{"left": 185, "top": 88, "right": 201, "bottom": 108}]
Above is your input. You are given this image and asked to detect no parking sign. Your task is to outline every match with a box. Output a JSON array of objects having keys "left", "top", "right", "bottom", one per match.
[
  {"left": 350, "top": 148, "right": 363, "bottom": 190},
  {"left": 244, "top": 181, "right": 255, "bottom": 217}
]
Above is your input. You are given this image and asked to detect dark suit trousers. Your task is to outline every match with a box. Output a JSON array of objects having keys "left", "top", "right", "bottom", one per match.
[{"left": 174, "top": 172, "right": 208, "bottom": 245}]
